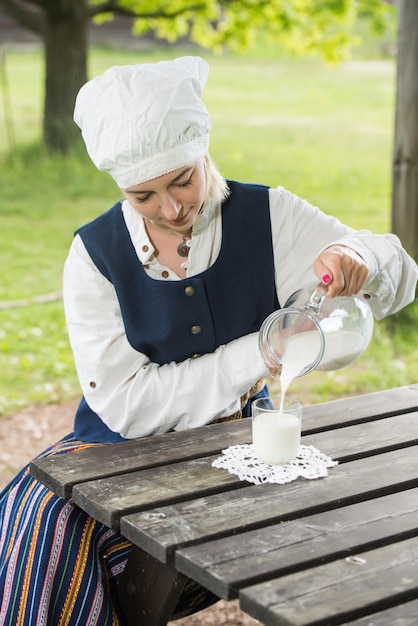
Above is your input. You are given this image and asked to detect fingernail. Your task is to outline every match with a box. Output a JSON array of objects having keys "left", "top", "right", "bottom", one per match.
[{"left": 322, "top": 274, "right": 331, "bottom": 284}]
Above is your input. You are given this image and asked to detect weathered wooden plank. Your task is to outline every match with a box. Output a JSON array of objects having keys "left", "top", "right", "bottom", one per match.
[
  {"left": 117, "top": 544, "right": 187, "bottom": 626},
  {"left": 72, "top": 454, "right": 243, "bottom": 528},
  {"left": 175, "top": 488, "right": 418, "bottom": 599},
  {"left": 120, "top": 445, "right": 418, "bottom": 562},
  {"left": 30, "top": 385, "right": 418, "bottom": 498},
  {"left": 305, "top": 412, "right": 418, "bottom": 461},
  {"left": 345, "top": 597, "right": 418, "bottom": 624},
  {"left": 239, "top": 536, "right": 418, "bottom": 626},
  {"left": 69, "top": 413, "right": 418, "bottom": 526},
  {"left": 71, "top": 413, "right": 418, "bottom": 531},
  {"left": 29, "top": 420, "right": 252, "bottom": 498},
  {"left": 300, "top": 384, "right": 418, "bottom": 433}
]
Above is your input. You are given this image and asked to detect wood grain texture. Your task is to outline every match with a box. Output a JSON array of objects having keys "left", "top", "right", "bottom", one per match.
[
  {"left": 240, "top": 536, "right": 418, "bottom": 626},
  {"left": 30, "top": 385, "right": 418, "bottom": 498},
  {"left": 176, "top": 488, "right": 418, "bottom": 599},
  {"left": 120, "top": 444, "right": 418, "bottom": 562}
]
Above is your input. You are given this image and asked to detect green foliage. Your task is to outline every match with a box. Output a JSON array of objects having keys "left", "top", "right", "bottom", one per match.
[
  {"left": 90, "top": 0, "right": 396, "bottom": 62},
  {"left": 358, "top": 0, "right": 397, "bottom": 35},
  {"left": 0, "top": 43, "right": 416, "bottom": 417}
]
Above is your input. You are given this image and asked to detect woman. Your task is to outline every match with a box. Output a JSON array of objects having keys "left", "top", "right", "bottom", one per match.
[{"left": 0, "top": 56, "right": 416, "bottom": 625}]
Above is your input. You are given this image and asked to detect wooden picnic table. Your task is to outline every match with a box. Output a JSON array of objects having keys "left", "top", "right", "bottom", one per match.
[{"left": 31, "top": 384, "right": 418, "bottom": 626}]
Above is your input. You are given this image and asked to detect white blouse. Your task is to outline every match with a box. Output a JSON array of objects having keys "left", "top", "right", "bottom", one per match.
[{"left": 63, "top": 186, "right": 418, "bottom": 439}]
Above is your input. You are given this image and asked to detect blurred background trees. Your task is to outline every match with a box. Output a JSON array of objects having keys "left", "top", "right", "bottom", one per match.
[
  {"left": 0, "top": 0, "right": 394, "bottom": 153},
  {"left": 2, "top": 0, "right": 416, "bottom": 259},
  {"left": 0, "top": 0, "right": 416, "bottom": 416}
]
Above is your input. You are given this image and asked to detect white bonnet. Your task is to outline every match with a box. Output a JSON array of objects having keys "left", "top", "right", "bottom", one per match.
[{"left": 73, "top": 56, "right": 211, "bottom": 189}]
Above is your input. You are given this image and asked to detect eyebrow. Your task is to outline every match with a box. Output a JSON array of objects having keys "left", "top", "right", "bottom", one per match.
[{"left": 125, "top": 166, "right": 194, "bottom": 195}]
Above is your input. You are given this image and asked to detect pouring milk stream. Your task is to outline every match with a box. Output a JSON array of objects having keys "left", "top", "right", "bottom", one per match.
[
  {"left": 254, "top": 285, "right": 374, "bottom": 464},
  {"left": 259, "top": 283, "right": 374, "bottom": 396}
]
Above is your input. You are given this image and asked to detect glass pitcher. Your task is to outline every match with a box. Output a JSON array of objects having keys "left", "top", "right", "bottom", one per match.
[{"left": 259, "top": 284, "right": 374, "bottom": 378}]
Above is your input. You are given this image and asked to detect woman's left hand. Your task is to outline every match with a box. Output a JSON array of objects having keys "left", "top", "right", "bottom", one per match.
[{"left": 313, "top": 244, "right": 369, "bottom": 297}]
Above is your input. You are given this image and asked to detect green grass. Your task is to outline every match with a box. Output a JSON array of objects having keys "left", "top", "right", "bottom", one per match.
[{"left": 0, "top": 42, "right": 416, "bottom": 415}]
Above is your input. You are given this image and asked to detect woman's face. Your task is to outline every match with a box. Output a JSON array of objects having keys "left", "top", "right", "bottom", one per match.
[{"left": 123, "top": 158, "right": 207, "bottom": 235}]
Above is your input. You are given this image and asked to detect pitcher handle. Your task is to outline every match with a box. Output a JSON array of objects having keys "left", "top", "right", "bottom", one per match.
[{"left": 305, "top": 285, "right": 327, "bottom": 314}]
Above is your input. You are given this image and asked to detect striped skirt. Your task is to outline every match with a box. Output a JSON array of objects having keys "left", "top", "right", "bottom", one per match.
[{"left": 0, "top": 434, "right": 217, "bottom": 625}]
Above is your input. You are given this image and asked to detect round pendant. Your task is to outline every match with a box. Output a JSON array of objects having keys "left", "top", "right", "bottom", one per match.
[{"left": 177, "top": 241, "right": 189, "bottom": 257}]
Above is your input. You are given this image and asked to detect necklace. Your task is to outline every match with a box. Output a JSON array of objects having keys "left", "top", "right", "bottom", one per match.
[
  {"left": 177, "top": 237, "right": 190, "bottom": 257},
  {"left": 146, "top": 221, "right": 191, "bottom": 257}
]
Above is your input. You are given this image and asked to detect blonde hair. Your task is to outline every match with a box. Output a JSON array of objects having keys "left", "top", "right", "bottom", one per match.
[{"left": 203, "top": 154, "right": 230, "bottom": 208}]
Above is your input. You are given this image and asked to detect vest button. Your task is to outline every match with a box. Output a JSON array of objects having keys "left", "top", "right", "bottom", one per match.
[
  {"left": 191, "top": 325, "right": 201, "bottom": 335},
  {"left": 161, "top": 270, "right": 169, "bottom": 278},
  {"left": 192, "top": 353, "right": 201, "bottom": 359},
  {"left": 185, "top": 286, "right": 195, "bottom": 296}
]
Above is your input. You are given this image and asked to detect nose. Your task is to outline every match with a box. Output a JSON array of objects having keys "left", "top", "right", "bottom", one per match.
[{"left": 158, "top": 193, "right": 182, "bottom": 219}]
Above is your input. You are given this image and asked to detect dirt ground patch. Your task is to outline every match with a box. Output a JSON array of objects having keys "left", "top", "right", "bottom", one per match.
[{"left": 0, "top": 400, "right": 264, "bottom": 626}]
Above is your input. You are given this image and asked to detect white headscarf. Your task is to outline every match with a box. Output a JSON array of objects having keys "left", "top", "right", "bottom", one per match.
[{"left": 73, "top": 56, "right": 211, "bottom": 189}]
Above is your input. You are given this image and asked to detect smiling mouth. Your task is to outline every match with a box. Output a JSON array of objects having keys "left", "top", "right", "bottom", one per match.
[{"left": 169, "top": 211, "right": 190, "bottom": 226}]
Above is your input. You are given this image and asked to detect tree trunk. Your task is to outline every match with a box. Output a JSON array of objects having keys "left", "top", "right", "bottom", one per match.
[
  {"left": 43, "top": 0, "right": 88, "bottom": 152},
  {"left": 391, "top": 0, "right": 418, "bottom": 261}
]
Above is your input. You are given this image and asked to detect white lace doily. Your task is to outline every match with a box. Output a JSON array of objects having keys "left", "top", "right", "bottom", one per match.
[{"left": 212, "top": 444, "right": 338, "bottom": 485}]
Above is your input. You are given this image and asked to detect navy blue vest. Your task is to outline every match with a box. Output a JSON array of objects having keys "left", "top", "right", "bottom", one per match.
[{"left": 73, "top": 180, "right": 279, "bottom": 442}]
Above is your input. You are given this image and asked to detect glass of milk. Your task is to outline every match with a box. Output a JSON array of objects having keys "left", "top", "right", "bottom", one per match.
[{"left": 252, "top": 397, "right": 302, "bottom": 465}]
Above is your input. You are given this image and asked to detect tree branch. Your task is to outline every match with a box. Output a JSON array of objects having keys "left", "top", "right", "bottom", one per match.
[
  {"left": 0, "top": 0, "right": 45, "bottom": 35},
  {"left": 87, "top": 0, "right": 207, "bottom": 20}
]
